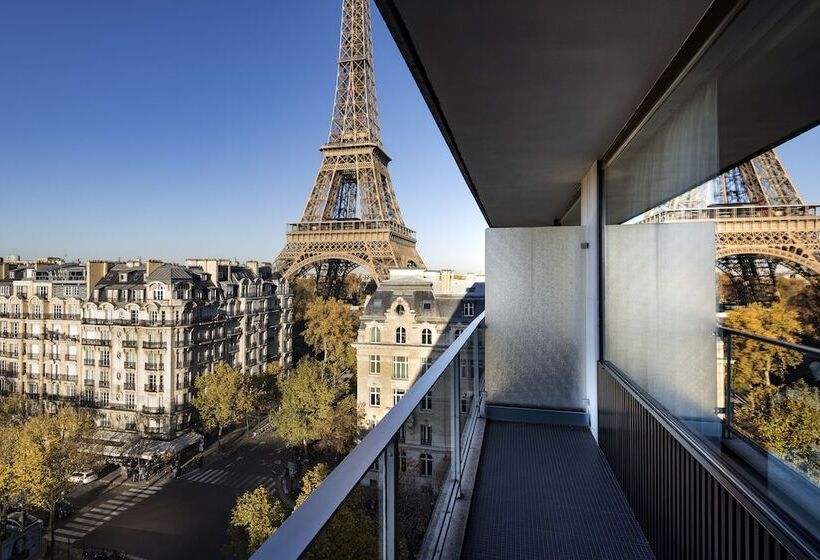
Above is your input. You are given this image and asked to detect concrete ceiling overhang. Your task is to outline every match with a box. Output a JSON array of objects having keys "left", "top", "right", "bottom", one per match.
[{"left": 376, "top": 0, "right": 714, "bottom": 227}]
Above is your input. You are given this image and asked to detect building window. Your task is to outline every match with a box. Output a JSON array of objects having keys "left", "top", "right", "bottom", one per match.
[
  {"left": 419, "top": 453, "right": 433, "bottom": 477},
  {"left": 461, "top": 395, "right": 469, "bottom": 414},
  {"left": 398, "top": 425, "right": 406, "bottom": 443},
  {"left": 369, "top": 327, "right": 381, "bottom": 343},
  {"left": 100, "top": 391, "right": 109, "bottom": 406},
  {"left": 53, "top": 304, "right": 62, "bottom": 319},
  {"left": 369, "top": 355, "right": 380, "bottom": 375},
  {"left": 369, "top": 386, "right": 381, "bottom": 407},
  {"left": 400, "top": 450, "right": 407, "bottom": 473},
  {"left": 392, "top": 356, "right": 408, "bottom": 380},
  {"left": 37, "top": 286, "right": 48, "bottom": 298},
  {"left": 423, "top": 302, "right": 432, "bottom": 310},
  {"left": 463, "top": 302, "right": 475, "bottom": 317},
  {"left": 153, "top": 287, "right": 165, "bottom": 300},
  {"left": 421, "top": 328, "right": 432, "bottom": 345},
  {"left": 31, "top": 305, "right": 41, "bottom": 319},
  {"left": 130, "top": 310, "right": 138, "bottom": 324},
  {"left": 393, "top": 388, "right": 405, "bottom": 405},
  {"left": 420, "top": 424, "right": 432, "bottom": 446},
  {"left": 422, "top": 357, "right": 434, "bottom": 373},
  {"left": 395, "top": 304, "right": 405, "bottom": 315},
  {"left": 150, "top": 311, "right": 159, "bottom": 324},
  {"left": 421, "top": 391, "right": 432, "bottom": 412},
  {"left": 126, "top": 393, "right": 135, "bottom": 409},
  {"left": 395, "top": 327, "right": 406, "bottom": 344}
]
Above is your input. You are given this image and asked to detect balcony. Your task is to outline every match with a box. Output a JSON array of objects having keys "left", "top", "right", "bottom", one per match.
[
  {"left": 83, "top": 379, "right": 95, "bottom": 387},
  {"left": 82, "top": 338, "right": 110, "bottom": 346},
  {"left": 122, "top": 339, "right": 138, "bottom": 348},
  {"left": 83, "top": 358, "right": 95, "bottom": 366},
  {"left": 124, "top": 381, "right": 136, "bottom": 391},
  {"left": 64, "top": 354, "right": 77, "bottom": 362},
  {"left": 98, "top": 379, "right": 110, "bottom": 388},
  {"left": 98, "top": 361, "right": 110, "bottom": 369},
  {"left": 142, "top": 405, "right": 166, "bottom": 415},
  {"left": 144, "top": 383, "right": 163, "bottom": 393},
  {"left": 173, "top": 402, "right": 190, "bottom": 412},
  {"left": 142, "top": 340, "right": 167, "bottom": 349},
  {"left": 145, "top": 363, "right": 165, "bottom": 372},
  {"left": 124, "top": 361, "right": 136, "bottom": 370}
]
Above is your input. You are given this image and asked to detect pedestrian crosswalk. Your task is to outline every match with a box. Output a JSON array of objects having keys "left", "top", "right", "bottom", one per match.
[
  {"left": 182, "top": 468, "right": 277, "bottom": 493},
  {"left": 54, "top": 485, "right": 163, "bottom": 544}
]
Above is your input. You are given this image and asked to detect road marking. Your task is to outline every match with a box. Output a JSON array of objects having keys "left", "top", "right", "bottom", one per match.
[
  {"left": 56, "top": 483, "right": 163, "bottom": 542},
  {"left": 55, "top": 528, "right": 86, "bottom": 537},
  {"left": 182, "top": 467, "right": 277, "bottom": 492}
]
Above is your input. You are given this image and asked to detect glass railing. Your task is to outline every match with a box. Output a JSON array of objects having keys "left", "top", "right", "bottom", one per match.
[
  {"left": 251, "top": 312, "right": 485, "bottom": 559},
  {"left": 718, "top": 326, "right": 820, "bottom": 545}
]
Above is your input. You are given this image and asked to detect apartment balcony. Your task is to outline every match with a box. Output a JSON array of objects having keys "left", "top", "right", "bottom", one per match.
[
  {"left": 0, "top": 351, "right": 18, "bottom": 358},
  {"left": 145, "top": 363, "right": 165, "bottom": 372},
  {"left": 124, "top": 381, "right": 136, "bottom": 391},
  {"left": 83, "top": 379, "right": 95, "bottom": 387},
  {"left": 45, "top": 352, "right": 60, "bottom": 360},
  {"left": 98, "top": 379, "right": 110, "bottom": 388},
  {"left": 82, "top": 338, "right": 110, "bottom": 346},
  {"left": 142, "top": 341, "right": 167, "bottom": 349},
  {"left": 124, "top": 361, "right": 136, "bottom": 370},
  {"left": 142, "top": 405, "right": 166, "bottom": 415},
  {"left": 63, "top": 354, "right": 77, "bottom": 362},
  {"left": 173, "top": 402, "right": 190, "bottom": 412},
  {"left": 98, "top": 361, "right": 110, "bottom": 369},
  {"left": 83, "top": 358, "right": 95, "bottom": 366},
  {"left": 176, "top": 379, "right": 190, "bottom": 390},
  {"left": 122, "top": 340, "right": 138, "bottom": 348},
  {"left": 143, "top": 383, "right": 163, "bottom": 393}
]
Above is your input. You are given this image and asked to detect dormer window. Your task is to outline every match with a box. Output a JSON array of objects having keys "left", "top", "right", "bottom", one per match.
[
  {"left": 119, "top": 273, "right": 128, "bottom": 282},
  {"left": 153, "top": 287, "right": 165, "bottom": 300},
  {"left": 464, "top": 302, "right": 475, "bottom": 317},
  {"left": 395, "top": 304, "right": 405, "bottom": 315}
]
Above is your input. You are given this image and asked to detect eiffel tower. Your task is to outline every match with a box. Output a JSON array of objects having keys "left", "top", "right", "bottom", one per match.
[
  {"left": 643, "top": 149, "right": 820, "bottom": 304},
  {"left": 275, "top": 0, "right": 424, "bottom": 296}
]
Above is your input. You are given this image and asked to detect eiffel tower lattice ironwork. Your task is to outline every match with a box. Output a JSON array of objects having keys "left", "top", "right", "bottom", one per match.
[
  {"left": 275, "top": 0, "right": 424, "bottom": 294},
  {"left": 642, "top": 149, "right": 820, "bottom": 304}
]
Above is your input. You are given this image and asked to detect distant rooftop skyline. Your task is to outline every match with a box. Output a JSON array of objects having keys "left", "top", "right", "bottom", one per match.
[
  {"left": 0, "top": 1, "right": 486, "bottom": 273},
  {"left": 1, "top": 2, "right": 817, "bottom": 273}
]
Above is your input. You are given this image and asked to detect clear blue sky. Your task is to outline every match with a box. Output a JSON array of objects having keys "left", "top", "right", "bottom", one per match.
[
  {"left": 1, "top": 2, "right": 818, "bottom": 272},
  {"left": 0, "top": 0, "right": 487, "bottom": 272}
]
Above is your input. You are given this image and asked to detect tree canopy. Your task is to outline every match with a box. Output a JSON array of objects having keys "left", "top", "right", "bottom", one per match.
[
  {"left": 303, "top": 297, "right": 360, "bottom": 365},
  {"left": 227, "top": 486, "right": 286, "bottom": 559},
  {"left": 724, "top": 302, "right": 804, "bottom": 388},
  {"left": 192, "top": 362, "right": 255, "bottom": 447}
]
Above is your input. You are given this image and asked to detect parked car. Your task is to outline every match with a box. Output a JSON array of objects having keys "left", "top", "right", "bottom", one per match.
[{"left": 69, "top": 470, "right": 99, "bottom": 484}]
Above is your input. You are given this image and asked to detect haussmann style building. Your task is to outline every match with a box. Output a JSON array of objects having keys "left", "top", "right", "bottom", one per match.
[{"left": 0, "top": 257, "right": 293, "bottom": 461}]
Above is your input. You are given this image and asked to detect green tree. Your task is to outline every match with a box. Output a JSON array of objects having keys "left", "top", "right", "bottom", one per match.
[
  {"left": 294, "top": 463, "right": 379, "bottom": 560},
  {"left": 319, "top": 395, "right": 362, "bottom": 456},
  {"left": 193, "top": 362, "right": 255, "bottom": 450},
  {"left": 303, "top": 298, "right": 359, "bottom": 365},
  {"left": 0, "top": 426, "right": 20, "bottom": 539},
  {"left": 724, "top": 302, "right": 804, "bottom": 389},
  {"left": 294, "top": 463, "right": 331, "bottom": 509},
  {"left": 269, "top": 358, "right": 336, "bottom": 454},
  {"left": 15, "top": 407, "right": 96, "bottom": 554},
  {"left": 0, "top": 393, "right": 36, "bottom": 427},
  {"left": 227, "top": 486, "right": 286, "bottom": 559},
  {"left": 734, "top": 381, "right": 820, "bottom": 481}
]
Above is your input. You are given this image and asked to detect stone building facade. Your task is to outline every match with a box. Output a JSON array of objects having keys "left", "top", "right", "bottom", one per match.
[
  {"left": 354, "top": 269, "right": 484, "bottom": 482},
  {"left": 0, "top": 258, "right": 292, "bottom": 452}
]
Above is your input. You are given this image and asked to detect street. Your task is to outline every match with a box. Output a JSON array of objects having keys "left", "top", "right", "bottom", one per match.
[{"left": 53, "top": 430, "right": 292, "bottom": 560}]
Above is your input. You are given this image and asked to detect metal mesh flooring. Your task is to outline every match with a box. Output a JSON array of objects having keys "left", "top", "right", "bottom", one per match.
[{"left": 460, "top": 421, "right": 655, "bottom": 560}]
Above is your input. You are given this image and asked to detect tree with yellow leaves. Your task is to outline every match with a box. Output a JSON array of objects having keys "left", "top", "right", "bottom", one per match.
[
  {"left": 15, "top": 407, "right": 95, "bottom": 553},
  {"left": 226, "top": 486, "right": 286, "bottom": 559},
  {"left": 192, "top": 362, "right": 255, "bottom": 450}
]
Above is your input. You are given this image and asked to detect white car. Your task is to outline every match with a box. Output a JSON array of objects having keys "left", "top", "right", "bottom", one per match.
[{"left": 69, "top": 470, "right": 99, "bottom": 484}]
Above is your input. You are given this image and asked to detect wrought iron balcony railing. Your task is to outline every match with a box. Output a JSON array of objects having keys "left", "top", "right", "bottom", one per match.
[{"left": 251, "top": 312, "right": 485, "bottom": 560}]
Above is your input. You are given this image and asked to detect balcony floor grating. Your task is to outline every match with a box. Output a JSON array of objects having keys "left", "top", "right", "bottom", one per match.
[{"left": 460, "top": 421, "right": 654, "bottom": 560}]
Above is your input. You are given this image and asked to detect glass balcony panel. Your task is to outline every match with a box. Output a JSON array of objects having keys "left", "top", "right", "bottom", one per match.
[
  {"left": 397, "top": 364, "right": 453, "bottom": 558},
  {"left": 299, "top": 452, "right": 382, "bottom": 560}
]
